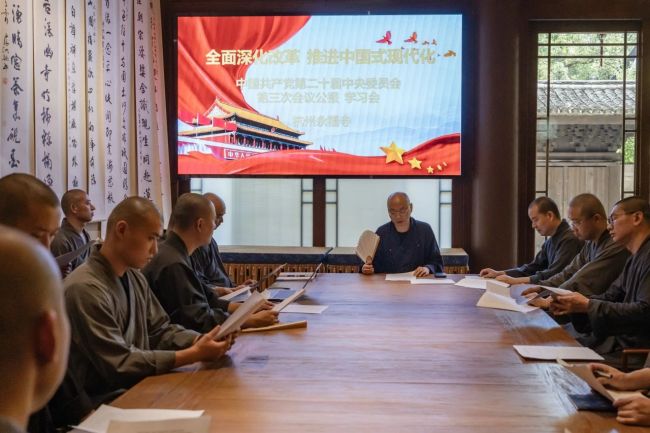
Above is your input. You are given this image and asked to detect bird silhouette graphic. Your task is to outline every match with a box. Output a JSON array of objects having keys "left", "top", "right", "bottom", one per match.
[
  {"left": 443, "top": 49, "right": 456, "bottom": 57},
  {"left": 431, "top": 38, "right": 437, "bottom": 45},
  {"left": 404, "top": 32, "right": 417, "bottom": 43},
  {"left": 376, "top": 31, "right": 392, "bottom": 45},
  {"left": 422, "top": 41, "right": 430, "bottom": 45}
]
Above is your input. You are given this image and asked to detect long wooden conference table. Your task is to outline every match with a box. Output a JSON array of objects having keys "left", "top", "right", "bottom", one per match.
[{"left": 113, "top": 274, "right": 647, "bottom": 432}]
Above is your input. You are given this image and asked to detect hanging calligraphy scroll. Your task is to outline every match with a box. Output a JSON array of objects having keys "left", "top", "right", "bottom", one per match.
[
  {"left": 85, "top": 0, "right": 106, "bottom": 218},
  {"left": 102, "top": 0, "right": 120, "bottom": 212},
  {"left": 118, "top": 0, "right": 133, "bottom": 201},
  {"left": 33, "top": 1, "right": 66, "bottom": 194},
  {"left": 151, "top": 0, "right": 172, "bottom": 223},
  {"left": 65, "top": 0, "right": 87, "bottom": 190},
  {"left": 134, "top": 0, "right": 155, "bottom": 202},
  {"left": 0, "top": 0, "right": 33, "bottom": 176}
]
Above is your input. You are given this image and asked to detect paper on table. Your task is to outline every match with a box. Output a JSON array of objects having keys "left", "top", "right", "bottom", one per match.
[
  {"left": 216, "top": 291, "right": 266, "bottom": 339},
  {"left": 513, "top": 345, "right": 604, "bottom": 361},
  {"left": 74, "top": 405, "right": 204, "bottom": 433},
  {"left": 276, "top": 271, "right": 312, "bottom": 281},
  {"left": 281, "top": 304, "right": 328, "bottom": 314},
  {"left": 356, "top": 229, "right": 380, "bottom": 262},
  {"left": 107, "top": 417, "right": 211, "bottom": 433},
  {"left": 558, "top": 360, "right": 645, "bottom": 402},
  {"left": 385, "top": 272, "right": 415, "bottom": 282},
  {"left": 476, "top": 281, "right": 539, "bottom": 313},
  {"left": 455, "top": 277, "right": 509, "bottom": 290},
  {"left": 410, "top": 278, "right": 455, "bottom": 285}
]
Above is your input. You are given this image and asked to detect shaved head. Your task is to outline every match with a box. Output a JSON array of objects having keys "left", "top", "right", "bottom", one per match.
[
  {"left": 387, "top": 192, "right": 411, "bottom": 208},
  {"left": 171, "top": 193, "right": 214, "bottom": 231},
  {"left": 615, "top": 196, "right": 650, "bottom": 224},
  {"left": 0, "top": 173, "right": 59, "bottom": 226},
  {"left": 203, "top": 193, "right": 225, "bottom": 214},
  {"left": 103, "top": 197, "right": 163, "bottom": 271},
  {"left": 203, "top": 193, "right": 226, "bottom": 228},
  {"left": 61, "top": 189, "right": 86, "bottom": 216},
  {"left": 0, "top": 173, "right": 61, "bottom": 248},
  {"left": 106, "top": 196, "right": 162, "bottom": 235},
  {"left": 0, "top": 225, "right": 69, "bottom": 414},
  {"left": 569, "top": 193, "right": 607, "bottom": 219}
]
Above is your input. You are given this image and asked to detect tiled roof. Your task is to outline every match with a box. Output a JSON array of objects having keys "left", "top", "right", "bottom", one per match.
[{"left": 537, "top": 81, "right": 636, "bottom": 116}]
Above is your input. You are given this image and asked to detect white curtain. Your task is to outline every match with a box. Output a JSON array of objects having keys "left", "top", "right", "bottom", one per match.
[{"left": 0, "top": 0, "right": 171, "bottom": 222}]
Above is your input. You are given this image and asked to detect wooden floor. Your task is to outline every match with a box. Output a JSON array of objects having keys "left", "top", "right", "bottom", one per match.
[{"left": 113, "top": 274, "right": 647, "bottom": 432}]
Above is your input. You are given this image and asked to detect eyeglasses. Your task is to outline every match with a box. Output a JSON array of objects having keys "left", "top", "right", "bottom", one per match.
[
  {"left": 607, "top": 211, "right": 636, "bottom": 225},
  {"left": 388, "top": 207, "right": 410, "bottom": 216}
]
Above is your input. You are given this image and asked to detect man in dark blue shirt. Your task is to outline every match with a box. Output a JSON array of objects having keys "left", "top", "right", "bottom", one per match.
[{"left": 362, "top": 192, "right": 443, "bottom": 276}]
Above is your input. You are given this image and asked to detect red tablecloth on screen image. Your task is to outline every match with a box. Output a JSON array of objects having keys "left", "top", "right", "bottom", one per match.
[{"left": 178, "top": 133, "right": 460, "bottom": 176}]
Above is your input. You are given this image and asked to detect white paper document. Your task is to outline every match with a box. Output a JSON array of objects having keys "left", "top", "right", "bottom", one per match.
[
  {"left": 355, "top": 229, "right": 380, "bottom": 262},
  {"left": 455, "top": 277, "right": 509, "bottom": 290},
  {"left": 216, "top": 291, "right": 266, "bottom": 339},
  {"left": 410, "top": 278, "right": 455, "bottom": 285},
  {"left": 385, "top": 272, "right": 415, "bottom": 281},
  {"left": 218, "top": 285, "right": 251, "bottom": 301},
  {"left": 74, "top": 405, "right": 204, "bottom": 433},
  {"left": 281, "top": 304, "right": 328, "bottom": 314},
  {"left": 558, "top": 360, "right": 645, "bottom": 402},
  {"left": 513, "top": 345, "right": 604, "bottom": 361},
  {"left": 107, "top": 417, "right": 211, "bottom": 433},
  {"left": 476, "top": 281, "right": 538, "bottom": 313}
]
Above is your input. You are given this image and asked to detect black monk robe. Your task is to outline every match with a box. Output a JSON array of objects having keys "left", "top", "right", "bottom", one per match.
[{"left": 143, "top": 232, "right": 231, "bottom": 333}]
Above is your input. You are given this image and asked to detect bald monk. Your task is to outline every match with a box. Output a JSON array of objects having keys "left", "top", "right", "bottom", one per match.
[
  {"left": 362, "top": 192, "right": 443, "bottom": 276},
  {"left": 550, "top": 197, "right": 650, "bottom": 366},
  {"left": 0, "top": 173, "right": 61, "bottom": 249},
  {"left": 144, "top": 193, "right": 277, "bottom": 333},
  {"left": 523, "top": 193, "right": 629, "bottom": 308},
  {"left": 0, "top": 227, "right": 70, "bottom": 433},
  {"left": 64, "top": 197, "right": 233, "bottom": 401},
  {"left": 51, "top": 190, "right": 96, "bottom": 276},
  {"left": 480, "top": 196, "right": 583, "bottom": 285},
  {"left": 190, "top": 193, "right": 255, "bottom": 296},
  {"left": 0, "top": 174, "right": 93, "bottom": 431}
]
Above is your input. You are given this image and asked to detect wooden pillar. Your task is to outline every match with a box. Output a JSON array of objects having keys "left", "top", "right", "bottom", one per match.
[
  {"left": 313, "top": 177, "right": 326, "bottom": 246},
  {"left": 469, "top": 0, "right": 522, "bottom": 272}
]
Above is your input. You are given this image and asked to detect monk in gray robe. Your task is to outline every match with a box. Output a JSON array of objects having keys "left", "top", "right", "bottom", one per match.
[
  {"left": 480, "top": 196, "right": 584, "bottom": 285},
  {"left": 50, "top": 189, "right": 96, "bottom": 276},
  {"left": 144, "top": 193, "right": 277, "bottom": 333},
  {"left": 551, "top": 197, "right": 650, "bottom": 366},
  {"left": 523, "top": 194, "right": 629, "bottom": 307},
  {"left": 0, "top": 227, "right": 70, "bottom": 433},
  {"left": 65, "top": 197, "right": 233, "bottom": 400}
]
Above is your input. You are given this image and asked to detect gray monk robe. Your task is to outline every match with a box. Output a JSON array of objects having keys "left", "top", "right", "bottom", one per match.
[
  {"left": 143, "top": 232, "right": 230, "bottom": 333},
  {"left": 506, "top": 220, "right": 584, "bottom": 283},
  {"left": 64, "top": 250, "right": 199, "bottom": 398},
  {"left": 539, "top": 230, "right": 630, "bottom": 296},
  {"left": 570, "top": 236, "right": 650, "bottom": 356}
]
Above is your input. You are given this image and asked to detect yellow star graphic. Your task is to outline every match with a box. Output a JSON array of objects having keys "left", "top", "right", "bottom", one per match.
[
  {"left": 427, "top": 166, "right": 434, "bottom": 174},
  {"left": 380, "top": 142, "right": 406, "bottom": 164},
  {"left": 407, "top": 157, "right": 422, "bottom": 169}
]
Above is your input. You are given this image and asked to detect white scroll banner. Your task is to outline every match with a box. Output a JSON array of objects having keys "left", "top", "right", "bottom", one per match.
[
  {"left": 85, "top": 0, "right": 106, "bottom": 218},
  {"left": 134, "top": 0, "right": 156, "bottom": 203},
  {"left": 117, "top": 0, "right": 134, "bottom": 201},
  {"left": 0, "top": 0, "right": 34, "bottom": 176},
  {"left": 102, "top": 0, "right": 120, "bottom": 212},
  {"left": 33, "top": 1, "right": 66, "bottom": 195},
  {"left": 65, "top": 0, "right": 87, "bottom": 190},
  {"left": 151, "top": 0, "right": 172, "bottom": 224}
]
